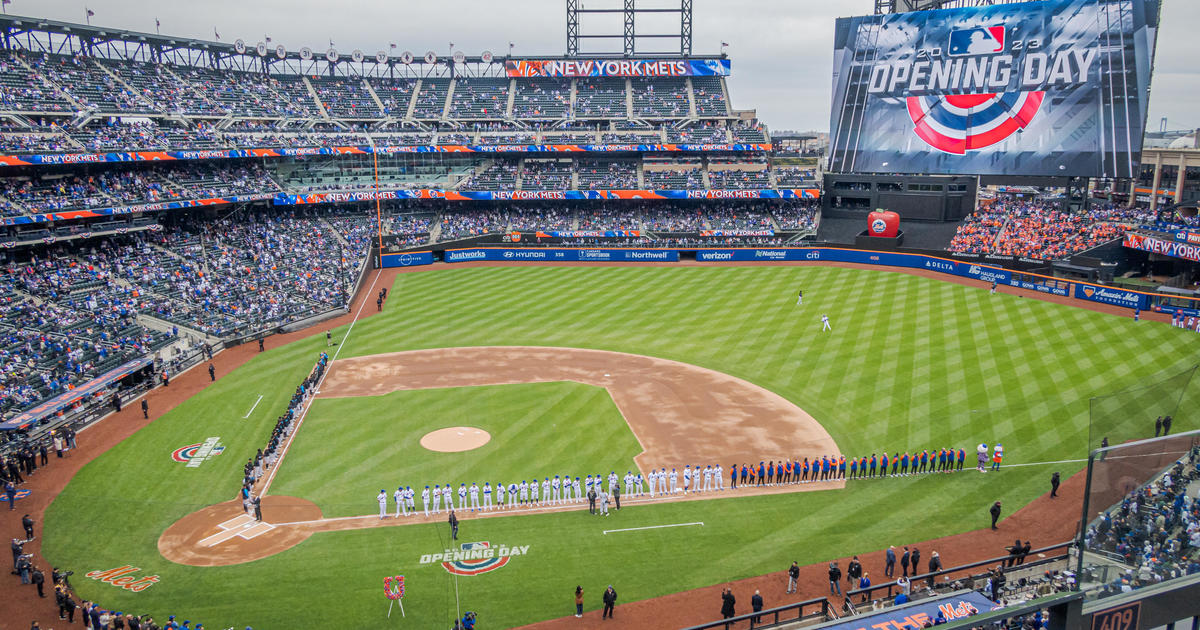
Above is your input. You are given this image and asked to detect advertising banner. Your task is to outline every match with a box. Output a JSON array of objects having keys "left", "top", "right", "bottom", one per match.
[
  {"left": 828, "top": 0, "right": 1160, "bottom": 177},
  {"left": 1123, "top": 232, "right": 1200, "bottom": 263},
  {"left": 505, "top": 58, "right": 731, "bottom": 78},
  {"left": 1, "top": 193, "right": 274, "bottom": 227},
  {"left": 380, "top": 251, "right": 434, "bottom": 268},
  {"left": 274, "top": 189, "right": 820, "bottom": 206},
  {"left": 0, "top": 142, "right": 769, "bottom": 170},
  {"left": 444, "top": 248, "right": 678, "bottom": 263},
  {"left": 815, "top": 591, "right": 993, "bottom": 630},
  {"left": 1073, "top": 283, "right": 1147, "bottom": 309}
]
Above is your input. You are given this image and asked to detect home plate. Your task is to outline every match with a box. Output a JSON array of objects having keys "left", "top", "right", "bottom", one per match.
[{"left": 199, "top": 514, "right": 275, "bottom": 547}]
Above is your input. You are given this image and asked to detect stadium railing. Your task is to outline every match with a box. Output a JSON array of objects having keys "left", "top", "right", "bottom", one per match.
[
  {"left": 679, "top": 595, "right": 835, "bottom": 630},
  {"left": 845, "top": 541, "right": 1075, "bottom": 604}
]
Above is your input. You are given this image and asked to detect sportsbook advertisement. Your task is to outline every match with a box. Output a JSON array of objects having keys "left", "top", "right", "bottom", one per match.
[{"left": 827, "top": 0, "right": 1159, "bottom": 177}]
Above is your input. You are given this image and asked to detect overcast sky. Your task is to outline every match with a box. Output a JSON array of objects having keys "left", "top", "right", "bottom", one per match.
[{"left": 15, "top": 0, "right": 1199, "bottom": 133}]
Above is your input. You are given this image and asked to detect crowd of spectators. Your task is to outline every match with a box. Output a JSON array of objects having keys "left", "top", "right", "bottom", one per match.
[
  {"left": 1082, "top": 444, "right": 1200, "bottom": 597},
  {"left": 948, "top": 201, "right": 1154, "bottom": 260}
]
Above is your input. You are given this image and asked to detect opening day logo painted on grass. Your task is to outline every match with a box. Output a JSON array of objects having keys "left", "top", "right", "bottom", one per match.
[
  {"left": 419, "top": 541, "right": 530, "bottom": 576},
  {"left": 86, "top": 566, "right": 160, "bottom": 592},
  {"left": 171, "top": 437, "right": 225, "bottom": 468}
]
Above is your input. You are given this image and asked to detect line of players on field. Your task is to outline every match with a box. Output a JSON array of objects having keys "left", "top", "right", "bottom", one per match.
[{"left": 373, "top": 447, "right": 990, "bottom": 518}]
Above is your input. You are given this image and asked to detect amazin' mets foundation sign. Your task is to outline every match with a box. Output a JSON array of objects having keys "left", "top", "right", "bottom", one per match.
[{"left": 419, "top": 541, "right": 530, "bottom": 576}]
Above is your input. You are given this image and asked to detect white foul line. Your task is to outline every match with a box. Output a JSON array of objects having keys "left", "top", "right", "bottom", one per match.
[
  {"left": 243, "top": 395, "right": 264, "bottom": 419},
  {"left": 603, "top": 521, "right": 704, "bottom": 535}
]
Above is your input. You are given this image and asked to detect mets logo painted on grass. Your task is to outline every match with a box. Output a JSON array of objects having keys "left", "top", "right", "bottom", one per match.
[
  {"left": 171, "top": 437, "right": 225, "bottom": 468},
  {"left": 418, "top": 541, "right": 530, "bottom": 576}
]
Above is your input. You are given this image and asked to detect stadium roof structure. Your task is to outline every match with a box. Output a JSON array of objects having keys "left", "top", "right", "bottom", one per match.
[{"left": 0, "top": 13, "right": 724, "bottom": 79}]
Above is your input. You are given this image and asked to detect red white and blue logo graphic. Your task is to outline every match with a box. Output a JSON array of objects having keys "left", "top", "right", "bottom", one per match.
[
  {"left": 906, "top": 91, "right": 1043, "bottom": 155},
  {"left": 948, "top": 26, "right": 1005, "bottom": 56},
  {"left": 170, "top": 437, "right": 225, "bottom": 468},
  {"left": 441, "top": 542, "right": 511, "bottom": 576}
]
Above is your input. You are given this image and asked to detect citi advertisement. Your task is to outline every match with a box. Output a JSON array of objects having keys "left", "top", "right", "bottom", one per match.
[
  {"left": 444, "top": 248, "right": 678, "bottom": 263},
  {"left": 828, "top": 0, "right": 1160, "bottom": 177},
  {"left": 380, "top": 251, "right": 434, "bottom": 268}
]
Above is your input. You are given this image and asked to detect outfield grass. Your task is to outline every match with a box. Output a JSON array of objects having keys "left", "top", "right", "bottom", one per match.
[
  {"left": 42, "top": 265, "right": 1200, "bottom": 629},
  {"left": 272, "top": 382, "right": 643, "bottom": 517}
]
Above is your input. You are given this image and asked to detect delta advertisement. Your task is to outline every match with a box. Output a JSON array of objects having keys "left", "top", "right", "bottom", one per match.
[
  {"left": 828, "top": 0, "right": 1160, "bottom": 177},
  {"left": 695, "top": 248, "right": 1141, "bottom": 307},
  {"left": 505, "top": 58, "right": 731, "bottom": 78},
  {"left": 444, "top": 248, "right": 679, "bottom": 263},
  {"left": 0, "top": 142, "right": 769, "bottom": 169},
  {"left": 274, "top": 189, "right": 820, "bottom": 206},
  {"left": 1123, "top": 232, "right": 1200, "bottom": 263}
]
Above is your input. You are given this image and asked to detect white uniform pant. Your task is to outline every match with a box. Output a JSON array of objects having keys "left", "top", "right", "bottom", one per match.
[
  {"left": 470, "top": 495, "right": 480, "bottom": 511},
  {"left": 483, "top": 493, "right": 492, "bottom": 510}
]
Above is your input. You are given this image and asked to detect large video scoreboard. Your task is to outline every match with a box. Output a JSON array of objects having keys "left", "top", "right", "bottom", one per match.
[{"left": 827, "top": 0, "right": 1160, "bottom": 178}]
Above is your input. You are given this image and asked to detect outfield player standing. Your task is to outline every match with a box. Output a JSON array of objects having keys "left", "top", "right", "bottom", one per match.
[
  {"left": 520, "top": 480, "right": 530, "bottom": 506},
  {"left": 702, "top": 465, "right": 713, "bottom": 491},
  {"left": 797, "top": 289, "right": 803, "bottom": 305},
  {"left": 552, "top": 476, "right": 562, "bottom": 504},
  {"left": 394, "top": 487, "right": 404, "bottom": 518},
  {"left": 469, "top": 483, "right": 480, "bottom": 512},
  {"left": 483, "top": 482, "right": 493, "bottom": 511},
  {"left": 442, "top": 484, "right": 452, "bottom": 511},
  {"left": 432, "top": 484, "right": 442, "bottom": 514},
  {"left": 573, "top": 476, "right": 582, "bottom": 503},
  {"left": 422, "top": 486, "right": 432, "bottom": 516},
  {"left": 822, "top": 314, "right": 831, "bottom": 331},
  {"left": 377, "top": 490, "right": 388, "bottom": 519},
  {"left": 670, "top": 468, "right": 679, "bottom": 493},
  {"left": 683, "top": 465, "right": 693, "bottom": 493},
  {"left": 459, "top": 484, "right": 468, "bottom": 511},
  {"left": 406, "top": 486, "right": 415, "bottom": 515},
  {"left": 542, "top": 477, "right": 551, "bottom": 505}
]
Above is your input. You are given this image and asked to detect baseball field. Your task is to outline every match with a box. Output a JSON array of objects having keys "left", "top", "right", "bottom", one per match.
[{"left": 40, "top": 263, "right": 1200, "bottom": 629}]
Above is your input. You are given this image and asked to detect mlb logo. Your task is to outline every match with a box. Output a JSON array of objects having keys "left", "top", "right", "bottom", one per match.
[{"left": 948, "top": 26, "right": 1005, "bottom": 56}]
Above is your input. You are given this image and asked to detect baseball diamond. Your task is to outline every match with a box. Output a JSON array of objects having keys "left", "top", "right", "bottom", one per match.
[{"left": 3, "top": 2, "right": 1198, "bottom": 630}]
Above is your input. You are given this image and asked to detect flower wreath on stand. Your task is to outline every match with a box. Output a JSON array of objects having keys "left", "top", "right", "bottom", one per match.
[{"left": 384, "top": 575, "right": 406, "bottom": 600}]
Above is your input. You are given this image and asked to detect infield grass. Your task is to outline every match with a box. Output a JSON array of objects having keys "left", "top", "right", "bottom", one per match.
[{"left": 42, "top": 264, "right": 1200, "bottom": 630}]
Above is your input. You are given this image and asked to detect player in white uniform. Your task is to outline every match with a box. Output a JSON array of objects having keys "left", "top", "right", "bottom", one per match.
[
  {"left": 482, "top": 482, "right": 493, "bottom": 511},
  {"left": 541, "top": 478, "right": 551, "bottom": 505},
  {"left": 572, "top": 477, "right": 582, "bottom": 503},
  {"left": 822, "top": 314, "right": 831, "bottom": 331},
  {"left": 530, "top": 479, "right": 540, "bottom": 505},
  {"left": 552, "top": 476, "right": 562, "bottom": 504},
  {"left": 432, "top": 484, "right": 442, "bottom": 514},
  {"left": 670, "top": 468, "right": 679, "bottom": 493},
  {"left": 714, "top": 464, "right": 724, "bottom": 491},
  {"left": 442, "top": 485, "right": 452, "bottom": 511},
  {"left": 469, "top": 483, "right": 480, "bottom": 511},
  {"left": 422, "top": 486, "right": 432, "bottom": 516},
  {"left": 597, "top": 487, "right": 609, "bottom": 516},
  {"left": 377, "top": 490, "right": 388, "bottom": 519},
  {"left": 394, "top": 487, "right": 405, "bottom": 517},
  {"left": 623, "top": 472, "right": 633, "bottom": 498},
  {"left": 458, "top": 484, "right": 468, "bottom": 510},
  {"left": 635, "top": 472, "right": 645, "bottom": 496},
  {"left": 406, "top": 486, "right": 415, "bottom": 514},
  {"left": 683, "top": 465, "right": 692, "bottom": 493},
  {"left": 519, "top": 480, "right": 529, "bottom": 505},
  {"left": 703, "top": 465, "right": 713, "bottom": 492},
  {"left": 508, "top": 482, "right": 518, "bottom": 508}
]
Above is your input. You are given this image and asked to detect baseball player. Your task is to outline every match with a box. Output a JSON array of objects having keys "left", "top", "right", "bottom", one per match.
[
  {"left": 519, "top": 480, "right": 530, "bottom": 506},
  {"left": 660, "top": 468, "right": 669, "bottom": 494},
  {"left": 377, "top": 490, "right": 388, "bottom": 519},
  {"left": 422, "top": 486, "right": 432, "bottom": 516},
  {"left": 406, "top": 486, "right": 415, "bottom": 515},
  {"left": 572, "top": 477, "right": 582, "bottom": 503},
  {"left": 703, "top": 465, "right": 713, "bottom": 492},
  {"left": 561, "top": 476, "right": 571, "bottom": 503},
  {"left": 635, "top": 471, "right": 645, "bottom": 496},
  {"left": 442, "top": 484, "right": 452, "bottom": 511},
  {"left": 483, "top": 482, "right": 493, "bottom": 511},
  {"left": 714, "top": 463, "right": 724, "bottom": 491},
  {"left": 597, "top": 487, "right": 609, "bottom": 516},
  {"left": 647, "top": 469, "right": 657, "bottom": 498},
  {"left": 683, "top": 465, "right": 692, "bottom": 493},
  {"left": 670, "top": 468, "right": 679, "bottom": 493},
  {"left": 552, "top": 476, "right": 562, "bottom": 504},
  {"left": 542, "top": 477, "right": 551, "bottom": 505},
  {"left": 623, "top": 472, "right": 633, "bottom": 498},
  {"left": 585, "top": 474, "right": 594, "bottom": 498},
  {"left": 432, "top": 484, "right": 442, "bottom": 514},
  {"left": 469, "top": 483, "right": 480, "bottom": 512},
  {"left": 506, "top": 482, "right": 516, "bottom": 508},
  {"left": 531, "top": 478, "right": 541, "bottom": 505},
  {"left": 458, "top": 483, "right": 468, "bottom": 510},
  {"left": 822, "top": 314, "right": 831, "bottom": 331},
  {"left": 394, "top": 487, "right": 405, "bottom": 517}
]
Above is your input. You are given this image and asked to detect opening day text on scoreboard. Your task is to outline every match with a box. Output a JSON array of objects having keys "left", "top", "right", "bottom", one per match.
[{"left": 827, "top": 0, "right": 1160, "bottom": 178}]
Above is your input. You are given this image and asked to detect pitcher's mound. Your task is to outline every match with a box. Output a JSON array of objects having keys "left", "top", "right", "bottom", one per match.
[{"left": 421, "top": 427, "right": 491, "bottom": 452}]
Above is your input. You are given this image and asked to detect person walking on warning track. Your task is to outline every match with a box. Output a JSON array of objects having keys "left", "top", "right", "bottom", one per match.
[
  {"left": 602, "top": 585, "right": 617, "bottom": 619},
  {"left": 721, "top": 587, "right": 736, "bottom": 619},
  {"left": 828, "top": 562, "right": 842, "bottom": 596},
  {"left": 575, "top": 586, "right": 585, "bottom": 618},
  {"left": 787, "top": 561, "right": 800, "bottom": 593},
  {"left": 990, "top": 500, "right": 1002, "bottom": 529},
  {"left": 449, "top": 510, "right": 459, "bottom": 540},
  {"left": 141, "top": 399, "right": 148, "bottom": 419},
  {"left": 822, "top": 314, "right": 831, "bottom": 331},
  {"left": 207, "top": 363, "right": 215, "bottom": 381},
  {"left": 1050, "top": 472, "right": 1061, "bottom": 498}
]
